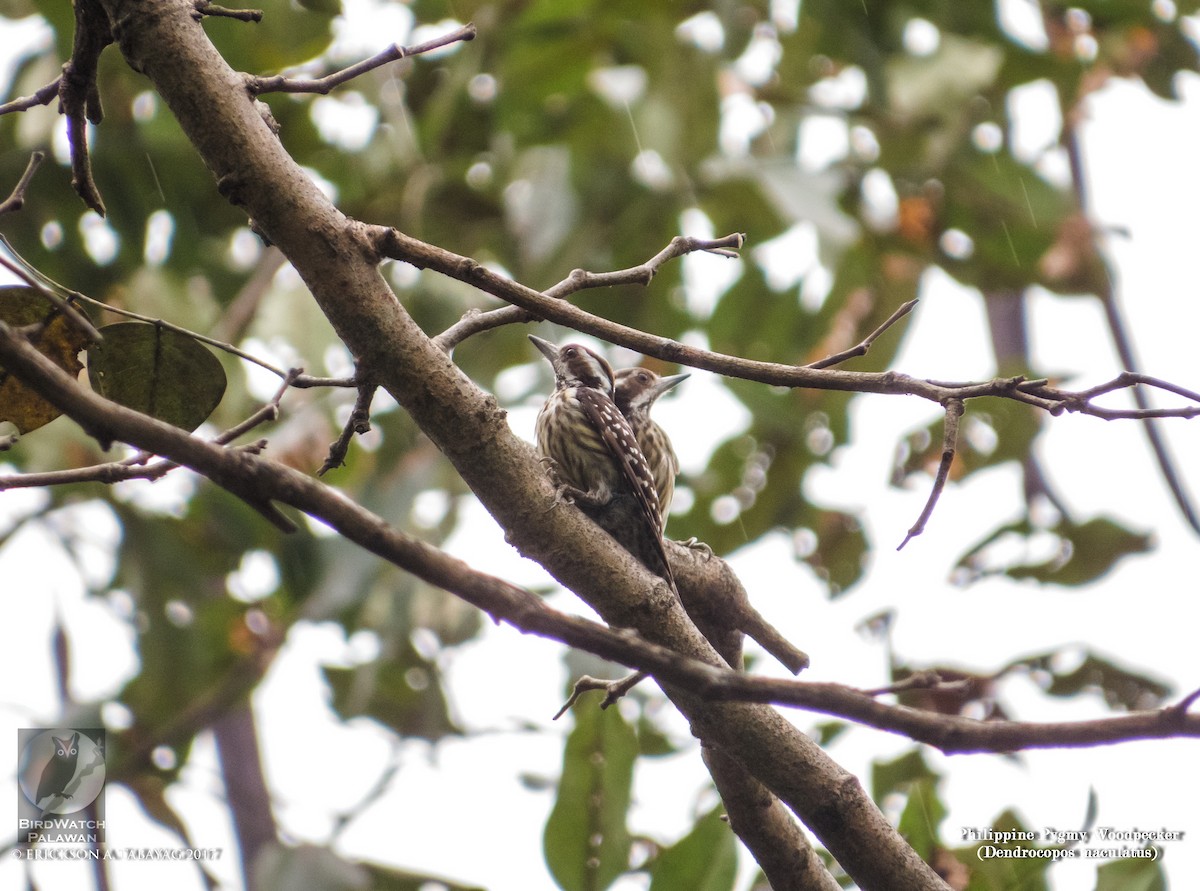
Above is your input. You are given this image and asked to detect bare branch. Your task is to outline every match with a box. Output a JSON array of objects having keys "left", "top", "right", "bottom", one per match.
[
  {"left": 806, "top": 298, "right": 919, "bottom": 369},
  {"left": 1169, "top": 686, "right": 1200, "bottom": 717},
  {"left": 544, "top": 233, "right": 745, "bottom": 298},
  {"left": 376, "top": 226, "right": 1200, "bottom": 422},
  {"left": 431, "top": 233, "right": 745, "bottom": 353},
  {"left": 318, "top": 378, "right": 377, "bottom": 476},
  {"left": 898, "top": 398, "right": 964, "bottom": 550},
  {"left": 0, "top": 77, "right": 62, "bottom": 117},
  {"left": 192, "top": 0, "right": 262, "bottom": 22},
  {"left": 250, "top": 23, "right": 476, "bottom": 96},
  {"left": 0, "top": 250, "right": 104, "bottom": 343},
  {"left": 0, "top": 152, "right": 47, "bottom": 216}
]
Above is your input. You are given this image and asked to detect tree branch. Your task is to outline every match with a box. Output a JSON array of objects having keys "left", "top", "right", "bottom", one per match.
[
  {"left": 0, "top": 152, "right": 46, "bottom": 216},
  {"left": 192, "top": 1, "right": 262, "bottom": 22},
  {"left": 377, "top": 226, "right": 1200, "bottom": 423},
  {"left": 0, "top": 77, "right": 62, "bottom": 117},
  {"left": 898, "top": 398, "right": 964, "bottom": 550},
  {"left": 248, "top": 23, "right": 476, "bottom": 96},
  {"left": 61, "top": 0, "right": 111, "bottom": 215},
  {"left": 431, "top": 234, "right": 744, "bottom": 354},
  {"left": 806, "top": 298, "right": 919, "bottom": 370}
]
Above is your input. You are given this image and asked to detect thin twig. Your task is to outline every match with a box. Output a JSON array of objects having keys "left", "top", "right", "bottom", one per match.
[
  {"left": 0, "top": 252, "right": 104, "bottom": 343},
  {"left": 318, "top": 378, "right": 377, "bottom": 475},
  {"left": 431, "top": 233, "right": 745, "bottom": 353},
  {"left": 0, "top": 76, "right": 62, "bottom": 117},
  {"left": 250, "top": 23, "right": 476, "bottom": 96},
  {"left": 1167, "top": 686, "right": 1200, "bottom": 717},
  {"left": 192, "top": 1, "right": 263, "bottom": 22},
  {"left": 863, "top": 670, "right": 953, "bottom": 697},
  {"left": 544, "top": 233, "right": 745, "bottom": 298},
  {"left": 806, "top": 298, "right": 919, "bottom": 369},
  {"left": 898, "top": 398, "right": 964, "bottom": 550},
  {"left": 0, "top": 152, "right": 47, "bottom": 216}
]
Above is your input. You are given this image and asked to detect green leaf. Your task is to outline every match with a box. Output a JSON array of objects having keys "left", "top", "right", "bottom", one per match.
[
  {"left": 1012, "top": 651, "right": 1171, "bottom": 711},
  {"left": 87, "top": 322, "right": 226, "bottom": 431},
  {"left": 544, "top": 705, "right": 636, "bottom": 891},
  {"left": 871, "top": 749, "right": 939, "bottom": 802},
  {"left": 322, "top": 644, "right": 460, "bottom": 742},
  {"left": 205, "top": 0, "right": 339, "bottom": 73},
  {"left": 649, "top": 803, "right": 738, "bottom": 891},
  {"left": 0, "top": 286, "right": 91, "bottom": 433},
  {"left": 956, "top": 516, "right": 1153, "bottom": 587},
  {"left": 811, "top": 721, "right": 851, "bottom": 747}
]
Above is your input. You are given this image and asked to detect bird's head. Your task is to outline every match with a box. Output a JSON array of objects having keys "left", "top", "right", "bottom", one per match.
[
  {"left": 613, "top": 366, "right": 690, "bottom": 419},
  {"left": 529, "top": 336, "right": 615, "bottom": 394}
]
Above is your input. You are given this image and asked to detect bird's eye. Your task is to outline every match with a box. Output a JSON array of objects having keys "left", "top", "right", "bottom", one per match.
[{"left": 564, "top": 347, "right": 576, "bottom": 357}]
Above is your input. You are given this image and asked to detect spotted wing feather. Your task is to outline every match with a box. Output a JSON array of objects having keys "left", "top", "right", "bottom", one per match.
[{"left": 577, "top": 387, "right": 675, "bottom": 588}]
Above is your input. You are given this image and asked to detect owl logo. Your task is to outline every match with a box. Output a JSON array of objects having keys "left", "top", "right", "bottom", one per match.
[{"left": 18, "top": 729, "right": 106, "bottom": 815}]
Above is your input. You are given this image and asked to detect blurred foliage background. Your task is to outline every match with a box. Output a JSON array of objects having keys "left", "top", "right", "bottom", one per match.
[{"left": 1, "top": 0, "right": 1198, "bottom": 888}]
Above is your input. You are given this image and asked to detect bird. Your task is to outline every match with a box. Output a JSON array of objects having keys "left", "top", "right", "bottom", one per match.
[
  {"left": 529, "top": 335, "right": 675, "bottom": 591},
  {"left": 613, "top": 366, "right": 688, "bottom": 522},
  {"left": 34, "top": 732, "right": 79, "bottom": 809}
]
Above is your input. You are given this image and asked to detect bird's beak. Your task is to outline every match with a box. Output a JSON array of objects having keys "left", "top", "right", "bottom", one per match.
[
  {"left": 528, "top": 334, "right": 558, "bottom": 363},
  {"left": 653, "top": 372, "right": 690, "bottom": 398}
]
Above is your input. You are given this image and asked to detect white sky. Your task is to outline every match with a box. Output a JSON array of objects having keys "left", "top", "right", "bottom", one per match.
[{"left": 2, "top": 9, "right": 1200, "bottom": 891}]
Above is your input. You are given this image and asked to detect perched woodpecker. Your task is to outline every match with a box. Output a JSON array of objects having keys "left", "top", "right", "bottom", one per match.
[
  {"left": 529, "top": 335, "right": 675, "bottom": 589},
  {"left": 613, "top": 367, "right": 688, "bottom": 522}
]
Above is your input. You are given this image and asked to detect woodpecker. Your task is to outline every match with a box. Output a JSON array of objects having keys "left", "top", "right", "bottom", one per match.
[
  {"left": 529, "top": 335, "right": 675, "bottom": 590},
  {"left": 613, "top": 366, "right": 688, "bottom": 522}
]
